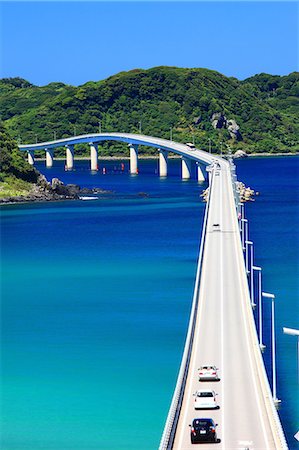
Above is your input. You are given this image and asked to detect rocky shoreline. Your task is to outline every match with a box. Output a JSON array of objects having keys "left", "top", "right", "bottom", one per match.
[
  {"left": 201, "top": 180, "right": 257, "bottom": 203},
  {"left": 1, "top": 175, "right": 111, "bottom": 205}
]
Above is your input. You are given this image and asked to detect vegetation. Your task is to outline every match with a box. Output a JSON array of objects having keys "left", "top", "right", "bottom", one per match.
[
  {"left": 0, "top": 122, "right": 39, "bottom": 197},
  {"left": 0, "top": 68, "right": 298, "bottom": 156},
  {"left": 0, "top": 175, "right": 34, "bottom": 199}
]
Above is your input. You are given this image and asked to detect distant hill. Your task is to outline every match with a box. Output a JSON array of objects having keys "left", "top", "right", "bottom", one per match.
[{"left": 1, "top": 67, "right": 298, "bottom": 155}]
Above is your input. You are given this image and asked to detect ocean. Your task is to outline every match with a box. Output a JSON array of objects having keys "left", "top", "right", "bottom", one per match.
[{"left": 1, "top": 156, "right": 298, "bottom": 449}]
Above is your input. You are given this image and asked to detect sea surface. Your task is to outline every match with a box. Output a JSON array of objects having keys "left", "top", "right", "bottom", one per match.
[{"left": 1, "top": 156, "right": 298, "bottom": 449}]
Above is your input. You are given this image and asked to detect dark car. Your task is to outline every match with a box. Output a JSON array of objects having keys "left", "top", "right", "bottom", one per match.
[{"left": 190, "top": 418, "right": 218, "bottom": 444}]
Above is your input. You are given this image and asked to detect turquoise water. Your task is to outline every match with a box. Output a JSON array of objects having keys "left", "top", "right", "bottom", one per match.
[{"left": 1, "top": 157, "right": 298, "bottom": 449}]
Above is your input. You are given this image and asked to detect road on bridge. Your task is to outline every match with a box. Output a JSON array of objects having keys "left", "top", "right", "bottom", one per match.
[{"left": 172, "top": 163, "right": 279, "bottom": 449}]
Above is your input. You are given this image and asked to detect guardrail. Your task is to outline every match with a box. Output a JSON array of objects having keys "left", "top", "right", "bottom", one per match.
[
  {"left": 159, "top": 170, "right": 213, "bottom": 449},
  {"left": 233, "top": 187, "right": 288, "bottom": 449}
]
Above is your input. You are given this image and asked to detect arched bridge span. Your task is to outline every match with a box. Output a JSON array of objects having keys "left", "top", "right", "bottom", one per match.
[{"left": 18, "top": 132, "right": 222, "bottom": 180}]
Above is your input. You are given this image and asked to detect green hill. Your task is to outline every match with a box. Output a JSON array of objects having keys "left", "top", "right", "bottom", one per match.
[
  {"left": 0, "top": 122, "right": 39, "bottom": 198},
  {"left": 1, "top": 67, "right": 298, "bottom": 155}
]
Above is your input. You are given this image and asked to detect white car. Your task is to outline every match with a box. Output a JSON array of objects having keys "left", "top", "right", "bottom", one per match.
[
  {"left": 185, "top": 142, "right": 196, "bottom": 150},
  {"left": 198, "top": 365, "right": 219, "bottom": 381},
  {"left": 193, "top": 390, "right": 219, "bottom": 409}
]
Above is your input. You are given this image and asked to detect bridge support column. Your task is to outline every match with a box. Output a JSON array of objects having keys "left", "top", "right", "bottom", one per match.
[
  {"left": 159, "top": 149, "right": 168, "bottom": 177},
  {"left": 197, "top": 163, "right": 205, "bottom": 182},
  {"left": 65, "top": 145, "right": 74, "bottom": 170},
  {"left": 129, "top": 144, "right": 138, "bottom": 174},
  {"left": 28, "top": 150, "right": 35, "bottom": 165},
  {"left": 45, "top": 148, "right": 54, "bottom": 168},
  {"left": 182, "top": 156, "right": 192, "bottom": 179},
  {"left": 89, "top": 142, "right": 98, "bottom": 171}
]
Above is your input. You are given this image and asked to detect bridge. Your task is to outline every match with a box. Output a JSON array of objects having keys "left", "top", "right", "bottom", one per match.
[
  {"left": 19, "top": 134, "right": 287, "bottom": 449},
  {"left": 18, "top": 132, "right": 214, "bottom": 182}
]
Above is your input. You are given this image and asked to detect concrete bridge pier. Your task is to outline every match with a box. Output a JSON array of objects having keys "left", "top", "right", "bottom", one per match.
[
  {"left": 129, "top": 144, "right": 138, "bottom": 174},
  {"left": 28, "top": 150, "right": 35, "bottom": 165},
  {"left": 159, "top": 149, "right": 168, "bottom": 177},
  {"left": 65, "top": 144, "right": 74, "bottom": 170},
  {"left": 89, "top": 142, "right": 98, "bottom": 171},
  {"left": 197, "top": 163, "right": 205, "bottom": 182},
  {"left": 46, "top": 148, "right": 54, "bottom": 168},
  {"left": 182, "top": 156, "right": 192, "bottom": 179}
]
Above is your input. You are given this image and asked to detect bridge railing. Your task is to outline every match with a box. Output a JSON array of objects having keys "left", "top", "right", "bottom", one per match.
[
  {"left": 227, "top": 170, "right": 288, "bottom": 449},
  {"left": 158, "top": 169, "right": 213, "bottom": 450}
]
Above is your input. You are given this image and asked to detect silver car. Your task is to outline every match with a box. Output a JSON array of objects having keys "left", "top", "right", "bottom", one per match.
[{"left": 198, "top": 365, "right": 220, "bottom": 381}]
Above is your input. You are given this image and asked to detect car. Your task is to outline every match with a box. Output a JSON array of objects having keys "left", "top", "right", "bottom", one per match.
[
  {"left": 198, "top": 365, "right": 220, "bottom": 381},
  {"left": 212, "top": 223, "right": 221, "bottom": 232},
  {"left": 193, "top": 390, "right": 219, "bottom": 409},
  {"left": 190, "top": 418, "right": 218, "bottom": 444},
  {"left": 186, "top": 142, "right": 196, "bottom": 150}
]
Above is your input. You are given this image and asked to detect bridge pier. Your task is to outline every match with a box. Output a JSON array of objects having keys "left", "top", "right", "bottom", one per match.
[
  {"left": 89, "top": 142, "right": 98, "bottom": 171},
  {"left": 65, "top": 144, "right": 74, "bottom": 170},
  {"left": 182, "top": 156, "right": 192, "bottom": 179},
  {"left": 129, "top": 144, "right": 138, "bottom": 174},
  {"left": 28, "top": 150, "right": 35, "bottom": 165},
  {"left": 159, "top": 149, "right": 168, "bottom": 177},
  {"left": 45, "top": 148, "right": 54, "bottom": 168},
  {"left": 196, "top": 163, "right": 205, "bottom": 182}
]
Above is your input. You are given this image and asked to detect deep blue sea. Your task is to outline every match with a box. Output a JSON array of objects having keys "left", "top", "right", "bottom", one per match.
[{"left": 1, "top": 156, "right": 298, "bottom": 449}]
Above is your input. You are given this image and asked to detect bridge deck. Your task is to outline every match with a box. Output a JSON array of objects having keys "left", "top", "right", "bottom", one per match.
[{"left": 171, "top": 164, "right": 284, "bottom": 449}]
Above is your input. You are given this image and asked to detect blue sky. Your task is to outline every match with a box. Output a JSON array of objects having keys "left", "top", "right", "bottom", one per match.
[{"left": 0, "top": 1, "right": 298, "bottom": 85}]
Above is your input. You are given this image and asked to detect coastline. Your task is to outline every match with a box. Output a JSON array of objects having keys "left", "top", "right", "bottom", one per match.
[
  {"left": 0, "top": 176, "right": 112, "bottom": 206},
  {"left": 1, "top": 153, "right": 297, "bottom": 206}
]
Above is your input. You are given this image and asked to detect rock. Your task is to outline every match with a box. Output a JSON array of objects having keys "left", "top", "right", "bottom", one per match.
[
  {"left": 92, "top": 187, "right": 112, "bottom": 194},
  {"left": 193, "top": 116, "right": 202, "bottom": 125},
  {"left": 65, "top": 184, "right": 80, "bottom": 196},
  {"left": 211, "top": 113, "right": 227, "bottom": 129},
  {"left": 37, "top": 174, "right": 51, "bottom": 191},
  {"left": 234, "top": 150, "right": 248, "bottom": 158},
  {"left": 227, "top": 119, "right": 242, "bottom": 140},
  {"left": 51, "top": 178, "right": 75, "bottom": 196},
  {"left": 236, "top": 181, "right": 256, "bottom": 202},
  {"left": 51, "top": 178, "right": 64, "bottom": 189},
  {"left": 210, "top": 113, "right": 242, "bottom": 141},
  {"left": 80, "top": 187, "right": 94, "bottom": 195}
]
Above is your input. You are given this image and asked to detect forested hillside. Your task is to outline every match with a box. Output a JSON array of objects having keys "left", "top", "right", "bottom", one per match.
[
  {"left": 0, "top": 122, "right": 38, "bottom": 182},
  {"left": 1, "top": 67, "right": 298, "bottom": 155},
  {"left": 0, "top": 122, "right": 39, "bottom": 198}
]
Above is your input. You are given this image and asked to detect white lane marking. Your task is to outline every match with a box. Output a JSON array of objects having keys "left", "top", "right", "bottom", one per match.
[
  {"left": 237, "top": 448, "right": 255, "bottom": 450},
  {"left": 220, "top": 170, "right": 225, "bottom": 449},
  {"left": 238, "top": 440, "right": 253, "bottom": 445},
  {"left": 176, "top": 169, "right": 221, "bottom": 449},
  {"left": 228, "top": 171, "right": 271, "bottom": 449}
]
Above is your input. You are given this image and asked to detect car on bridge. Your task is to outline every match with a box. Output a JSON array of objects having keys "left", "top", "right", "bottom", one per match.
[
  {"left": 189, "top": 418, "right": 218, "bottom": 444},
  {"left": 213, "top": 223, "right": 221, "bottom": 231},
  {"left": 193, "top": 389, "right": 219, "bottom": 409},
  {"left": 198, "top": 365, "right": 220, "bottom": 381},
  {"left": 185, "top": 142, "right": 196, "bottom": 150}
]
